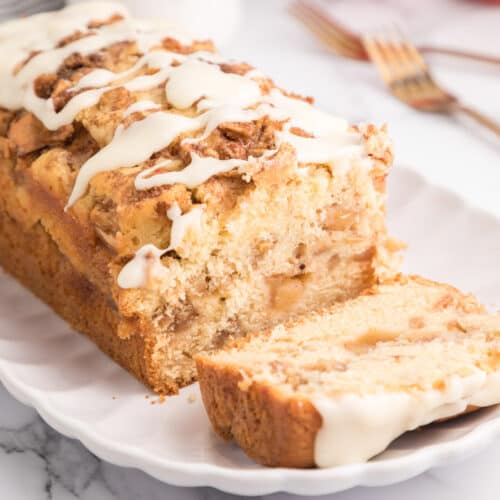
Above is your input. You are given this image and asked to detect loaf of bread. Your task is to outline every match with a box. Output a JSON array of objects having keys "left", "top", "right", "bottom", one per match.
[
  {"left": 0, "top": 3, "right": 400, "bottom": 393},
  {"left": 196, "top": 275, "right": 500, "bottom": 467}
]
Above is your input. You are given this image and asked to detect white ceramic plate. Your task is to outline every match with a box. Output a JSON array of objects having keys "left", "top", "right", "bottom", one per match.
[{"left": 1, "top": 167, "right": 499, "bottom": 496}]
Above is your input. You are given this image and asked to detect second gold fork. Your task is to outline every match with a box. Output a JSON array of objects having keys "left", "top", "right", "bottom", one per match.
[{"left": 362, "top": 31, "right": 500, "bottom": 137}]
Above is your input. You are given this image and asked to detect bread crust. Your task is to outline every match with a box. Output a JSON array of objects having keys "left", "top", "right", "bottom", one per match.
[
  {"left": 0, "top": 202, "right": 168, "bottom": 392},
  {"left": 0, "top": 6, "right": 398, "bottom": 395},
  {"left": 197, "top": 353, "right": 482, "bottom": 468},
  {"left": 195, "top": 275, "right": 486, "bottom": 468},
  {"left": 196, "top": 356, "right": 321, "bottom": 468}
]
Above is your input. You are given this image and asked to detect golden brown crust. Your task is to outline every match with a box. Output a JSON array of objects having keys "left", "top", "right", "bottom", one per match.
[
  {"left": 195, "top": 274, "right": 487, "bottom": 467},
  {"left": 197, "top": 349, "right": 482, "bottom": 469},
  {"left": 0, "top": 123, "right": 392, "bottom": 393},
  {"left": 0, "top": 26, "right": 394, "bottom": 271},
  {"left": 0, "top": 11, "right": 398, "bottom": 395},
  {"left": 0, "top": 200, "right": 177, "bottom": 392},
  {"left": 196, "top": 356, "right": 321, "bottom": 468}
]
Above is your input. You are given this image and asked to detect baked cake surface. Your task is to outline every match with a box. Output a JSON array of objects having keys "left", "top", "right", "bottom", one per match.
[
  {"left": 196, "top": 275, "right": 500, "bottom": 468},
  {"left": 0, "top": 2, "right": 400, "bottom": 393}
]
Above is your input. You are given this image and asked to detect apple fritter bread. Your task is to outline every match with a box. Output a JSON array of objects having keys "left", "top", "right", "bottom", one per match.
[{"left": 0, "top": 2, "right": 401, "bottom": 393}]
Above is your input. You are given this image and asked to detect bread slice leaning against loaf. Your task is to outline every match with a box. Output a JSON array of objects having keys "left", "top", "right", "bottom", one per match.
[{"left": 196, "top": 275, "right": 500, "bottom": 468}]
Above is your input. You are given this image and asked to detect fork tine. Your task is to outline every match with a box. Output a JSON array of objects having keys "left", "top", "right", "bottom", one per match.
[
  {"left": 378, "top": 28, "right": 421, "bottom": 81},
  {"left": 362, "top": 35, "right": 395, "bottom": 85},
  {"left": 390, "top": 29, "right": 452, "bottom": 101},
  {"left": 363, "top": 28, "right": 500, "bottom": 133},
  {"left": 395, "top": 27, "right": 428, "bottom": 72},
  {"left": 292, "top": 12, "right": 361, "bottom": 59},
  {"left": 390, "top": 26, "right": 432, "bottom": 89},
  {"left": 363, "top": 33, "right": 420, "bottom": 103},
  {"left": 291, "top": 3, "right": 360, "bottom": 57},
  {"left": 379, "top": 28, "right": 428, "bottom": 98},
  {"left": 364, "top": 29, "right": 454, "bottom": 110},
  {"left": 291, "top": 1, "right": 367, "bottom": 60},
  {"left": 295, "top": 1, "right": 363, "bottom": 52},
  {"left": 290, "top": 8, "right": 355, "bottom": 56}
]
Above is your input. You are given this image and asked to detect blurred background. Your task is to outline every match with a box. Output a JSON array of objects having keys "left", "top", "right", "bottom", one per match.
[{"left": 4, "top": 0, "right": 498, "bottom": 130}]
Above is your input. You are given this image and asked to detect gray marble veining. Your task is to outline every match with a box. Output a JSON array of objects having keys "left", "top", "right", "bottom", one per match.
[{"left": 2, "top": 379, "right": 500, "bottom": 499}]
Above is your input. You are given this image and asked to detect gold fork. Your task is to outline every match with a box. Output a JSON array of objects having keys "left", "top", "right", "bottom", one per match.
[
  {"left": 290, "top": 0, "right": 500, "bottom": 66},
  {"left": 362, "top": 32, "right": 500, "bottom": 136},
  {"left": 290, "top": 0, "right": 367, "bottom": 60}
]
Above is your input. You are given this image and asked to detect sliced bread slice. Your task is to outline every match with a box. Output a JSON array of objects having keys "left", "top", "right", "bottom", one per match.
[{"left": 196, "top": 275, "right": 500, "bottom": 468}]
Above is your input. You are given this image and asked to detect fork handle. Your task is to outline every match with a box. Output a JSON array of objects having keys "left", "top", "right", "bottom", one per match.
[
  {"left": 452, "top": 104, "right": 500, "bottom": 137},
  {"left": 419, "top": 46, "right": 500, "bottom": 66}
]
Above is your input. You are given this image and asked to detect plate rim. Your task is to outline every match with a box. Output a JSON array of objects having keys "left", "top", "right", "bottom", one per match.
[{"left": 1, "top": 165, "right": 500, "bottom": 496}]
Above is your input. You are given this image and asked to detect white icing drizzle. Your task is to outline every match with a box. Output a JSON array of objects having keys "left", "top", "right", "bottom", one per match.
[
  {"left": 187, "top": 105, "right": 261, "bottom": 143},
  {"left": 1, "top": 19, "right": 137, "bottom": 111},
  {"left": 68, "top": 91, "right": 265, "bottom": 205},
  {"left": 69, "top": 49, "right": 180, "bottom": 94},
  {"left": 0, "top": 2, "right": 128, "bottom": 81},
  {"left": 27, "top": 50, "right": 181, "bottom": 131},
  {"left": 122, "top": 66, "right": 173, "bottom": 92},
  {"left": 263, "top": 90, "right": 367, "bottom": 172},
  {"left": 71, "top": 69, "right": 117, "bottom": 92},
  {"left": 0, "top": 3, "right": 191, "bottom": 119},
  {"left": 166, "top": 202, "right": 204, "bottom": 252},
  {"left": 24, "top": 86, "right": 108, "bottom": 131},
  {"left": 122, "top": 100, "right": 161, "bottom": 117},
  {"left": 68, "top": 49, "right": 177, "bottom": 94},
  {"left": 132, "top": 97, "right": 364, "bottom": 192},
  {"left": 129, "top": 104, "right": 262, "bottom": 192},
  {"left": 313, "top": 371, "right": 500, "bottom": 468},
  {"left": 0, "top": 4, "right": 373, "bottom": 289},
  {"left": 266, "top": 89, "right": 348, "bottom": 136},
  {"left": 135, "top": 153, "right": 248, "bottom": 190},
  {"left": 116, "top": 244, "right": 166, "bottom": 289},
  {"left": 66, "top": 112, "right": 200, "bottom": 208},
  {"left": 117, "top": 203, "right": 204, "bottom": 289},
  {"left": 165, "top": 59, "right": 262, "bottom": 111},
  {"left": 130, "top": 86, "right": 367, "bottom": 193},
  {"left": 2, "top": 3, "right": 367, "bottom": 203},
  {"left": 277, "top": 130, "right": 365, "bottom": 171}
]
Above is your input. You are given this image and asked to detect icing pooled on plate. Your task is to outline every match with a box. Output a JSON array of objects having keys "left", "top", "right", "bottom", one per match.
[{"left": 313, "top": 371, "right": 500, "bottom": 467}]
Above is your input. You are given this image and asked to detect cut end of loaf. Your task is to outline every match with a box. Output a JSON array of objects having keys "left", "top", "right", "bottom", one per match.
[
  {"left": 196, "top": 275, "right": 500, "bottom": 467},
  {"left": 0, "top": 3, "right": 400, "bottom": 394}
]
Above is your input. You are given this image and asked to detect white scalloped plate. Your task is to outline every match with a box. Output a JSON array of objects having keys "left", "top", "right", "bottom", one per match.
[{"left": 1, "top": 167, "right": 500, "bottom": 496}]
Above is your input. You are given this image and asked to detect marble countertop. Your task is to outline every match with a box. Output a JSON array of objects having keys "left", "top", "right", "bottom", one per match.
[{"left": 1, "top": 0, "right": 499, "bottom": 498}]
